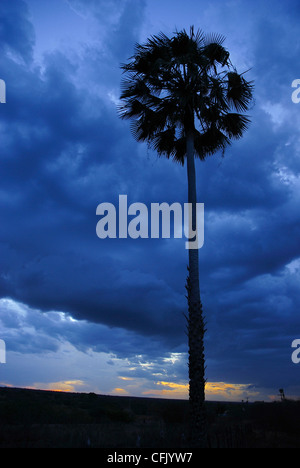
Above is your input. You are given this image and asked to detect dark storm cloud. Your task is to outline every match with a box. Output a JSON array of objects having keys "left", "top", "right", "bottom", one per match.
[
  {"left": 0, "top": 0, "right": 300, "bottom": 397},
  {"left": 204, "top": 259, "right": 300, "bottom": 384},
  {"left": 0, "top": 0, "right": 188, "bottom": 345},
  {"left": 0, "top": 0, "right": 35, "bottom": 63},
  {"left": 109, "top": 0, "right": 147, "bottom": 60},
  {"left": 0, "top": 298, "right": 187, "bottom": 385},
  {"left": 67, "top": 0, "right": 146, "bottom": 61}
]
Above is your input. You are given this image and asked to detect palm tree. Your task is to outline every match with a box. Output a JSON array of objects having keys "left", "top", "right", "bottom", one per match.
[{"left": 119, "top": 26, "right": 253, "bottom": 447}]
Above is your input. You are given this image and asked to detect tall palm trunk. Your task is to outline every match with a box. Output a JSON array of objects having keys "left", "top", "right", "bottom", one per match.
[{"left": 185, "top": 128, "right": 206, "bottom": 447}]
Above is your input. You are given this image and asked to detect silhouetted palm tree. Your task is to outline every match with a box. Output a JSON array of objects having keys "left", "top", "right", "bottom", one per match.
[{"left": 119, "top": 26, "right": 253, "bottom": 447}]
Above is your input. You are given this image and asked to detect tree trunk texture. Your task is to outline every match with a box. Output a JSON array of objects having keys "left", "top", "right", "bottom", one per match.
[{"left": 186, "top": 129, "right": 206, "bottom": 448}]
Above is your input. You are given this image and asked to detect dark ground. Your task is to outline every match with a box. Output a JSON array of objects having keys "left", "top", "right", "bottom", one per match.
[{"left": 0, "top": 386, "right": 299, "bottom": 448}]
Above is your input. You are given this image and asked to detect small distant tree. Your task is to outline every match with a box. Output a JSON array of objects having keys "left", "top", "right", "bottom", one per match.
[{"left": 279, "top": 388, "right": 286, "bottom": 401}]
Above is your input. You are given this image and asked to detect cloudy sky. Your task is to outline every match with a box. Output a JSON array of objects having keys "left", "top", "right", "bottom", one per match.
[{"left": 0, "top": 0, "right": 300, "bottom": 402}]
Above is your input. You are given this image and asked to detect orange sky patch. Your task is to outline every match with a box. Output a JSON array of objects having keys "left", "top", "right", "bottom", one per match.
[
  {"left": 29, "top": 380, "right": 85, "bottom": 392},
  {"left": 111, "top": 387, "right": 130, "bottom": 395},
  {"left": 142, "top": 380, "right": 259, "bottom": 401}
]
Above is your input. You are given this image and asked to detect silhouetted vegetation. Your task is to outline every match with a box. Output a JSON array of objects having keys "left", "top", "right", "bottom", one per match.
[
  {"left": 119, "top": 26, "right": 254, "bottom": 447},
  {"left": 0, "top": 387, "right": 299, "bottom": 447}
]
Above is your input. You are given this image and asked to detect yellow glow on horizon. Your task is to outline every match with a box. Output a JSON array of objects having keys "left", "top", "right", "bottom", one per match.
[
  {"left": 142, "top": 380, "right": 259, "bottom": 401},
  {"left": 29, "top": 380, "right": 85, "bottom": 393},
  {"left": 143, "top": 381, "right": 188, "bottom": 398},
  {"left": 111, "top": 387, "right": 130, "bottom": 395},
  {"left": 206, "top": 381, "right": 259, "bottom": 400},
  {"left": 158, "top": 381, "right": 188, "bottom": 390}
]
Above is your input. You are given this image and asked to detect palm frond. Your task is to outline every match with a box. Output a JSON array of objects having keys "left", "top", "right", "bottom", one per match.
[
  {"left": 152, "top": 127, "right": 176, "bottom": 156},
  {"left": 227, "top": 71, "right": 254, "bottom": 112},
  {"left": 218, "top": 113, "right": 251, "bottom": 138},
  {"left": 203, "top": 42, "right": 230, "bottom": 68},
  {"left": 204, "top": 32, "right": 226, "bottom": 46},
  {"left": 194, "top": 126, "right": 231, "bottom": 160}
]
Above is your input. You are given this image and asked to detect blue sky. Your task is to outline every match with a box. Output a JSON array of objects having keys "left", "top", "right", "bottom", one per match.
[{"left": 0, "top": 0, "right": 300, "bottom": 402}]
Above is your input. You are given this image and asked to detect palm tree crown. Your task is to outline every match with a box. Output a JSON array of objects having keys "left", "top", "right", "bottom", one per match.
[{"left": 119, "top": 26, "right": 253, "bottom": 164}]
